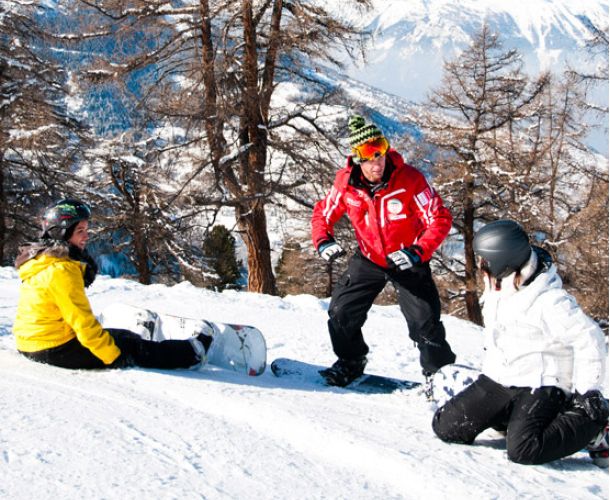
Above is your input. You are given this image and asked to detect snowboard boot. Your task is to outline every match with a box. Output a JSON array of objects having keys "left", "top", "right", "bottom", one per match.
[
  {"left": 197, "top": 332, "right": 214, "bottom": 353},
  {"left": 189, "top": 333, "right": 214, "bottom": 365},
  {"left": 319, "top": 356, "right": 367, "bottom": 387},
  {"left": 587, "top": 422, "right": 609, "bottom": 468}
]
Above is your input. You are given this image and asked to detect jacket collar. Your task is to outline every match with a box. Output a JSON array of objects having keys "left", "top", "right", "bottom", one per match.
[{"left": 521, "top": 246, "right": 553, "bottom": 287}]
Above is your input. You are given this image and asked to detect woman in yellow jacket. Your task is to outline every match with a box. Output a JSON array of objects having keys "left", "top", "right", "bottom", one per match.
[{"left": 13, "top": 198, "right": 211, "bottom": 370}]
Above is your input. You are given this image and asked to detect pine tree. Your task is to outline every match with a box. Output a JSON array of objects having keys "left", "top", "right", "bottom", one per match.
[{"left": 202, "top": 225, "right": 242, "bottom": 291}]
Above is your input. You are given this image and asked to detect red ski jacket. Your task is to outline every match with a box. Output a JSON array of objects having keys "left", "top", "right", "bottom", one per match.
[{"left": 311, "top": 150, "right": 452, "bottom": 268}]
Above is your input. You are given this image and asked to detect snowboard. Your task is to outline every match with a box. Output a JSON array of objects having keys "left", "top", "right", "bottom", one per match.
[
  {"left": 431, "top": 363, "right": 480, "bottom": 406},
  {"left": 270, "top": 358, "right": 420, "bottom": 394},
  {"left": 99, "top": 303, "right": 267, "bottom": 376}
]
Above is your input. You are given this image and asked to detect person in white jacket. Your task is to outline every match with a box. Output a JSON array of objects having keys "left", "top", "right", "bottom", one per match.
[{"left": 432, "top": 220, "right": 608, "bottom": 467}]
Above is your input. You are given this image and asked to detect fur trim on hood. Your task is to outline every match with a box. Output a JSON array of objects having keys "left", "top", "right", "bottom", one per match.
[{"left": 15, "top": 240, "right": 70, "bottom": 269}]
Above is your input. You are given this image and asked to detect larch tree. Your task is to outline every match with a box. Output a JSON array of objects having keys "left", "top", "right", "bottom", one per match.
[
  {"left": 0, "top": 1, "right": 88, "bottom": 262},
  {"left": 413, "top": 25, "right": 549, "bottom": 324},
  {"left": 74, "top": 0, "right": 371, "bottom": 294},
  {"left": 415, "top": 25, "right": 606, "bottom": 326}
]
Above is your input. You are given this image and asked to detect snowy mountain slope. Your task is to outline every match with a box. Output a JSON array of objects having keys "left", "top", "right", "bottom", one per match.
[
  {"left": 0, "top": 267, "right": 607, "bottom": 499},
  {"left": 332, "top": 0, "right": 609, "bottom": 154},
  {"left": 338, "top": 0, "right": 607, "bottom": 99}
]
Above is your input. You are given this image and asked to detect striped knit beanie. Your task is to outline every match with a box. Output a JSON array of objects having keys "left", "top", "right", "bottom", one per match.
[{"left": 348, "top": 115, "right": 385, "bottom": 148}]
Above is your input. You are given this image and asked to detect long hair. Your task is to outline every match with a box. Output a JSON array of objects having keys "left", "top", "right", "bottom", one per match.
[{"left": 481, "top": 249, "right": 538, "bottom": 292}]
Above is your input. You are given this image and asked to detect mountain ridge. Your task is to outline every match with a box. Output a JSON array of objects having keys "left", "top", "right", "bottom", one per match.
[{"left": 329, "top": 0, "right": 608, "bottom": 153}]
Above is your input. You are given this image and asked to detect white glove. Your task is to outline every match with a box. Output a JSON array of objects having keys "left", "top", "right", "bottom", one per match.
[
  {"left": 386, "top": 248, "right": 420, "bottom": 271},
  {"left": 318, "top": 241, "right": 346, "bottom": 263}
]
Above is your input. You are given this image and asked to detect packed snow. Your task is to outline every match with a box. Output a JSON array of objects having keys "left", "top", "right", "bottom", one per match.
[{"left": 0, "top": 266, "right": 607, "bottom": 499}]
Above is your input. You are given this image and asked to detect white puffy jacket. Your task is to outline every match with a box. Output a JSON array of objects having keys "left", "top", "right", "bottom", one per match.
[{"left": 481, "top": 262, "right": 607, "bottom": 394}]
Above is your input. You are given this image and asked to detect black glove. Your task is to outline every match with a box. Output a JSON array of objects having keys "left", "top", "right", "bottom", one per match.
[
  {"left": 109, "top": 352, "right": 134, "bottom": 369},
  {"left": 318, "top": 239, "right": 346, "bottom": 263},
  {"left": 572, "top": 390, "right": 609, "bottom": 423}
]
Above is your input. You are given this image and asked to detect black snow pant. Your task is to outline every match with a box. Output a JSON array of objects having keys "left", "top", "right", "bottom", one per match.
[
  {"left": 20, "top": 329, "right": 199, "bottom": 370},
  {"left": 327, "top": 251, "right": 456, "bottom": 374},
  {"left": 432, "top": 374, "right": 604, "bottom": 465}
]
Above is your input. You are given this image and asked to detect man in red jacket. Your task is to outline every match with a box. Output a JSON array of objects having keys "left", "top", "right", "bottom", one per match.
[{"left": 311, "top": 115, "right": 456, "bottom": 387}]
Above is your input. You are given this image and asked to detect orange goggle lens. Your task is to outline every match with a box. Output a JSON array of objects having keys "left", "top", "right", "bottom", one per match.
[{"left": 353, "top": 137, "right": 390, "bottom": 162}]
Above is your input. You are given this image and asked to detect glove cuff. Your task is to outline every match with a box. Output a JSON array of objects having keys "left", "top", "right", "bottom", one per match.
[
  {"left": 409, "top": 245, "right": 423, "bottom": 259},
  {"left": 317, "top": 238, "right": 335, "bottom": 252}
]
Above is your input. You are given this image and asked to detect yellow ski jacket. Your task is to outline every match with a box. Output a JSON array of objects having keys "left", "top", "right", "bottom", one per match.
[{"left": 13, "top": 247, "right": 120, "bottom": 365}]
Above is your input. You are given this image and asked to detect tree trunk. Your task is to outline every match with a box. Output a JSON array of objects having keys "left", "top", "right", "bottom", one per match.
[
  {"left": 134, "top": 229, "right": 151, "bottom": 285},
  {"left": 463, "top": 170, "right": 483, "bottom": 326},
  {"left": 0, "top": 153, "right": 5, "bottom": 264},
  {"left": 132, "top": 207, "right": 151, "bottom": 285},
  {"left": 237, "top": 202, "right": 276, "bottom": 295},
  {"left": 233, "top": 0, "right": 276, "bottom": 295}
]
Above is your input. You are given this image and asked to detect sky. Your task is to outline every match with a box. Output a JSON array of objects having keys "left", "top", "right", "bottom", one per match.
[{"left": 0, "top": 266, "right": 607, "bottom": 499}]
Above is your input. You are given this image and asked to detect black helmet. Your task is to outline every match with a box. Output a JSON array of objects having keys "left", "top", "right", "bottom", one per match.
[
  {"left": 473, "top": 220, "right": 531, "bottom": 279},
  {"left": 42, "top": 198, "right": 91, "bottom": 240}
]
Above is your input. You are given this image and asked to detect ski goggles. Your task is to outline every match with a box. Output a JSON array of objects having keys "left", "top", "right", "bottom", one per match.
[{"left": 352, "top": 136, "right": 390, "bottom": 163}]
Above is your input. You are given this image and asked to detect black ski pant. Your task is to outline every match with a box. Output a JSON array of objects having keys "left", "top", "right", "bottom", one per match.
[
  {"left": 327, "top": 251, "right": 455, "bottom": 374},
  {"left": 432, "top": 374, "right": 604, "bottom": 465},
  {"left": 20, "top": 329, "right": 199, "bottom": 370}
]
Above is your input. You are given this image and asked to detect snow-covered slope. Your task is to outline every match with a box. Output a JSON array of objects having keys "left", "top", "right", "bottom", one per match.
[{"left": 0, "top": 267, "right": 607, "bottom": 499}]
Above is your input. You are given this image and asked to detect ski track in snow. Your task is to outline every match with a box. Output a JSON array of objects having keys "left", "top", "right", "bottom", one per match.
[{"left": 0, "top": 270, "right": 607, "bottom": 499}]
